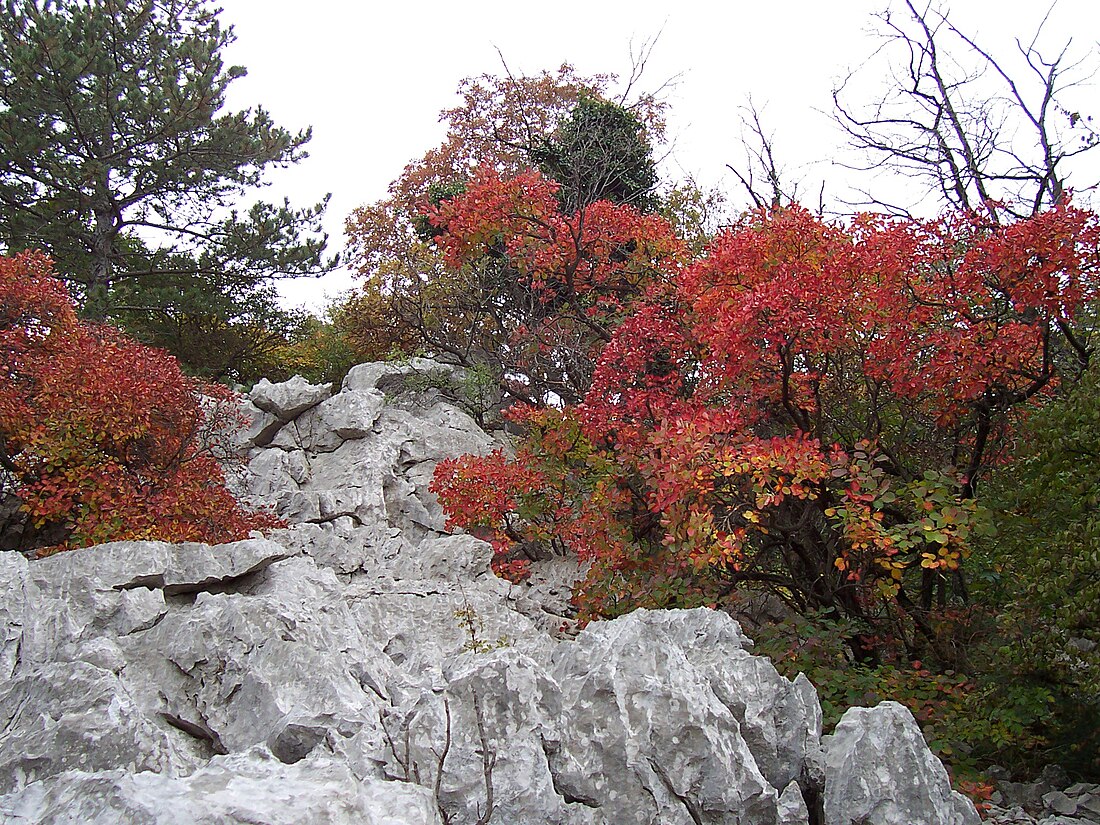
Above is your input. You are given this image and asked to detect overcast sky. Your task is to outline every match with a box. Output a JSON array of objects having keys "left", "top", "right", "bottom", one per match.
[{"left": 214, "top": 0, "right": 1100, "bottom": 311}]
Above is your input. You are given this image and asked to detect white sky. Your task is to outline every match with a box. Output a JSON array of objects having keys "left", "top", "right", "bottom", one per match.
[{"left": 215, "top": 0, "right": 1100, "bottom": 311}]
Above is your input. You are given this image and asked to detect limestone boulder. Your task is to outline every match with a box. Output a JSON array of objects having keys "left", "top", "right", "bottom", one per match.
[
  {"left": 549, "top": 609, "right": 781, "bottom": 824},
  {"left": 18, "top": 539, "right": 294, "bottom": 668},
  {"left": 269, "top": 389, "right": 386, "bottom": 453},
  {"left": 381, "top": 649, "right": 595, "bottom": 825},
  {"left": 823, "top": 701, "right": 980, "bottom": 825},
  {"left": 0, "top": 661, "right": 190, "bottom": 794},
  {"left": 115, "top": 556, "right": 395, "bottom": 765},
  {"left": 249, "top": 375, "right": 331, "bottom": 422},
  {"left": 0, "top": 550, "right": 29, "bottom": 679},
  {"left": 0, "top": 748, "right": 443, "bottom": 825}
]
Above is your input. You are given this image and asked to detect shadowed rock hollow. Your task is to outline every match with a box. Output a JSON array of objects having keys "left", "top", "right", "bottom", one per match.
[{"left": 0, "top": 361, "right": 981, "bottom": 825}]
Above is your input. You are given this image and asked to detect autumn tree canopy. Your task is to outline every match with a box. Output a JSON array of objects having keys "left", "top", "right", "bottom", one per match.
[
  {"left": 435, "top": 198, "right": 1100, "bottom": 663},
  {"left": 344, "top": 65, "right": 669, "bottom": 405},
  {"left": 422, "top": 164, "right": 686, "bottom": 405}
]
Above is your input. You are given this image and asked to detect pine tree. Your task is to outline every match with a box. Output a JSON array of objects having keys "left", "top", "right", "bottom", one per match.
[{"left": 0, "top": 0, "right": 335, "bottom": 322}]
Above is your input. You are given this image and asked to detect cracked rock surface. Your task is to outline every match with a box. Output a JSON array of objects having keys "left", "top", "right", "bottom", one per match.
[{"left": 0, "top": 362, "right": 980, "bottom": 824}]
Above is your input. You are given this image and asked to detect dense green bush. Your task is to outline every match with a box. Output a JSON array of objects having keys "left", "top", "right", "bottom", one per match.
[
  {"left": 969, "top": 364, "right": 1100, "bottom": 778},
  {"left": 750, "top": 608, "right": 1055, "bottom": 781},
  {"left": 746, "top": 365, "right": 1100, "bottom": 783}
]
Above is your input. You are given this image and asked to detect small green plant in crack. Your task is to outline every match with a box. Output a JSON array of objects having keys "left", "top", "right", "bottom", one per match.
[
  {"left": 454, "top": 597, "right": 510, "bottom": 654},
  {"left": 386, "top": 360, "right": 502, "bottom": 428},
  {"left": 399, "top": 365, "right": 456, "bottom": 396},
  {"left": 455, "top": 362, "right": 502, "bottom": 426}
]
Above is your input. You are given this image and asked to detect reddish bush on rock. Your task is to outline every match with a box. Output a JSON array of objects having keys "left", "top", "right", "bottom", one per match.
[{"left": 0, "top": 251, "right": 280, "bottom": 553}]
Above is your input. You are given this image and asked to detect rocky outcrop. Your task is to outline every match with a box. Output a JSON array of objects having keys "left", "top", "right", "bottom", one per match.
[
  {"left": 236, "top": 361, "right": 498, "bottom": 542},
  {"left": 0, "top": 362, "right": 982, "bottom": 824},
  {"left": 823, "top": 702, "right": 977, "bottom": 825}
]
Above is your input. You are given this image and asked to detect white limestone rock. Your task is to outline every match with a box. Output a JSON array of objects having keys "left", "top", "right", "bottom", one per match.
[
  {"left": 0, "top": 661, "right": 190, "bottom": 794},
  {"left": 823, "top": 701, "right": 980, "bottom": 825},
  {"left": 237, "top": 397, "right": 285, "bottom": 448},
  {"left": 343, "top": 575, "right": 547, "bottom": 690},
  {"left": 30, "top": 537, "right": 296, "bottom": 597},
  {"left": 236, "top": 367, "right": 496, "bottom": 540},
  {"left": 342, "top": 358, "right": 463, "bottom": 394},
  {"left": 387, "top": 533, "right": 495, "bottom": 582},
  {"left": 249, "top": 375, "right": 332, "bottom": 422},
  {"left": 242, "top": 448, "right": 312, "bottom": 500},
  {"left": 614, "top": 607, "right": 824, "bottom": 793},
  {"left": 549, "top": 609, "right": 781, "bottom": 824},
  {"left": 0, "top": 549, "right": 29, "bottom": 679},
  {"left": 270, "top": 521, "right": 400, "bottom": 576},
  {"left": 270, "top": 389, "right": 386, "bottom": 453},
  {"left": 382, "top": 649, "right": 597, "bottom": 825},
  {"left": 18, "top": 539, "right": 294, "bottom": 669},
  {"left": 117, "top": 556, "right": 394, "bottom": 763},
  {"left": 778, "top": 780, "right": 811, "bottom": 824},
  {"left": 0, "top": 748, "right": 443, "bottom": 824}
]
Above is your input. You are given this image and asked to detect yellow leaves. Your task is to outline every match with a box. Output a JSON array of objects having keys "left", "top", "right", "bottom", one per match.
[
  {"left": 876, "top": 578, "right": 901, "bottom": 598},
  {"left": 920, "top": 545, "right": 962, "bottom": 571}
]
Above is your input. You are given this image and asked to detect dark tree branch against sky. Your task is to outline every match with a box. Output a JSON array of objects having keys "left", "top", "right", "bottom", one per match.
[{"left": 0, "top": 0, "right": 337, "bottom": 319}]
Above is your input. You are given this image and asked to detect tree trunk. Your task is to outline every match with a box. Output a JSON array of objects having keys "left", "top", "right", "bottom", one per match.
[{"left": 84, "top": 195, "right": 117, "bottom": 321}]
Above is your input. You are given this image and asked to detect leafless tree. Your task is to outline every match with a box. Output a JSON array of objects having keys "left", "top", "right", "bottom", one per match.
[
  {"left": 727, "top": 99, "right": 825, "bottom": 214},
  {"left": 833, "top": 0, "right": 1099, "bottom": 221},
  {"left": 381, "top": 694, "right": 497, "bottom": 825}
]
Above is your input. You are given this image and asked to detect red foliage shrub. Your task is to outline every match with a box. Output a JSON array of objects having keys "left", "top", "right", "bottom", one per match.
[
  {"left": 434, "top": 197, "right": 1100, "bottom": 658},
  {"left": 0, "top": 252, "right": 280, "bottom": 553}
]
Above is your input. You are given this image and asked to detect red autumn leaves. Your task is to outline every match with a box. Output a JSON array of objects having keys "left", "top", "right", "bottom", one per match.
[
  {"left": 431, "top": 176, "right": 1100, "bottom": 621},
  {"left": 1, "top": 252, "right": 278, "bottom": 554}
]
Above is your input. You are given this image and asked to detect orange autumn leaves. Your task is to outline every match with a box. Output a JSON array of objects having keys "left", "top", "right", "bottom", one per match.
[
  {"left": 433, "top": 186, "right": 1100, "bottom": 621},
  {"left": 1, "top": 252, "right": 279, "bottom": 553}
]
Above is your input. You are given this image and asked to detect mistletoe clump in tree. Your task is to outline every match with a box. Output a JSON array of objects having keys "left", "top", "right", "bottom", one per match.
[
  {"left": 0, "top": 0, "right": 335, "bottom": 370},
  {"left": 434, "top": 197, "right": 1100, "bottom": 663},
  {"left": 0, "top": 251, "right": 280, "bottom": 554},
  {"left": 531, "top": 92, "right": 659, "bottom": 213}
]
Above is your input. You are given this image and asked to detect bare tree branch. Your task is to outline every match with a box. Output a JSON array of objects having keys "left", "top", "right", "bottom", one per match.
[{"left": 833, "top": 0, "right": 1099, "bottom": 220}]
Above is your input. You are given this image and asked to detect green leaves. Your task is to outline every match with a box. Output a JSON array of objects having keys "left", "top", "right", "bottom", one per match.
[
  {"left": 973, "top": 362, "right": 1100, "bottom": 775},
  {"left": 0, "top": 0, "right": 335, "bottom": 353},
  {"left": 532, "top": 94, "right": 658, "bottom": 213}
]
